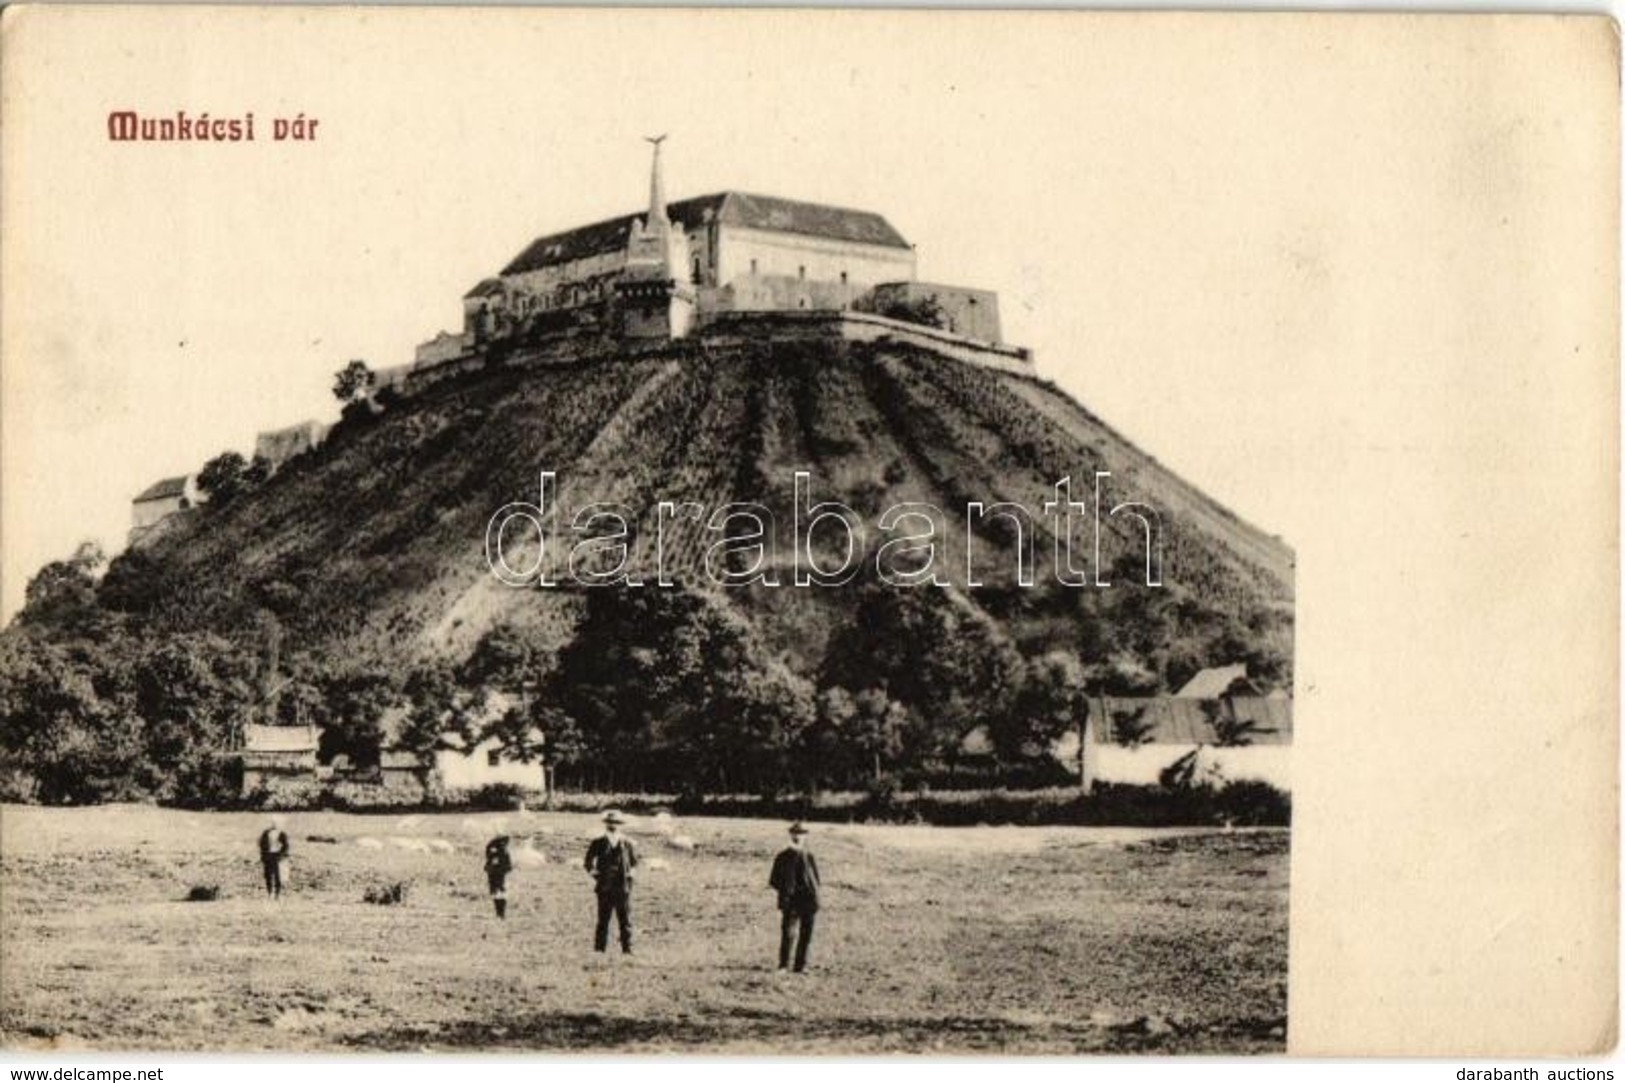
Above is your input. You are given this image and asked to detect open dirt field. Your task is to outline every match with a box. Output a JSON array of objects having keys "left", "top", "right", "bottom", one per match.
[{"left": 0, "top": 805, "right": 1287, "bottom": 1054}]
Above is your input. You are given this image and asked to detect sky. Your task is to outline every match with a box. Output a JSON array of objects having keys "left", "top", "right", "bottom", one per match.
[{"left": 0, "top": 9, "right": 1605, "bottom": 624}]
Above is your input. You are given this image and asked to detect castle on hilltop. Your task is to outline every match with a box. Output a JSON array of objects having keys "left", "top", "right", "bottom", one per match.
[
  {"left": 414, "top": 137, "right": 1010, "bottom": 365},
  {"left": 132, "top": 140, "right": 1030, "bottom": 544}
]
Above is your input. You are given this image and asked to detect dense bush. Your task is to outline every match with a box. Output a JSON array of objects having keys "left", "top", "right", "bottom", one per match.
[
  {"left": 663, "top": 780, "right": 1289, "bottom": 828},
  {"left": 466, "top": 782, "right": 528, "bottom": 810}
]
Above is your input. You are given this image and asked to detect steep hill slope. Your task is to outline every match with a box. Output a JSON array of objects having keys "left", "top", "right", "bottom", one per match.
[{"left": 105, "top": 337, "right": 1293, "bottom": 689}]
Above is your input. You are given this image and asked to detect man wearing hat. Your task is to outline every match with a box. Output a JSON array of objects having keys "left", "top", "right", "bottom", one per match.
[
  {"left": 583, "top": 810, "right": 639, "bottom": 954},
  {"left": 768, "top": 822, "right": 821, "bottom": 973},
  {"left": 257, "top": 815, "right": 291, "bottom": 899}
]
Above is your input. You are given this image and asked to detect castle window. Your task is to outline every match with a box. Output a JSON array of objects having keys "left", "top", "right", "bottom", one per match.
[
  {"left": 693, "top": 257, "right": 702, "bottom": 284},
  {"left": 750, "top": 258, "right": 758, "bottom": 274},
  {"left": 798, "top": 265, "right": 806, "bottom": 280},
  {"left": 840, "top": 271, "right": 848, "bottom": 285},
  {"left": 487, "top": 749, "right": 502, "bottom": 767}
]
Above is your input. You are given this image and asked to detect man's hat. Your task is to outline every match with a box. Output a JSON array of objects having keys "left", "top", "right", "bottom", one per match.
[
  {"left": 602, "top": 810, "right": 626, "bottom": 826},
  {"left": 788, "top": 821, "right": 810, "bottom": 836}
]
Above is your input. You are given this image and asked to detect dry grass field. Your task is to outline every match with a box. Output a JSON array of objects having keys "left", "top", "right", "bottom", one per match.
[{"left": 0, "top": 804, "right": 1287, "bottom": 1054}]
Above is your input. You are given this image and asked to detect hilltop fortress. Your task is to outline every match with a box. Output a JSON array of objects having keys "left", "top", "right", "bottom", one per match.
[
  {"left": 132, "top": 140, "right": 1033, "bottom": 539},
  {"left": 416, "top": 136, "right": 1026, "bottom": 368}
]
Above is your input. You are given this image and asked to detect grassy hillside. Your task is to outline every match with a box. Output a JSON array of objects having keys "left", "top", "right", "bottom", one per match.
[{"left": 2, "top": 337, "right": 1294, "bottom": 802}]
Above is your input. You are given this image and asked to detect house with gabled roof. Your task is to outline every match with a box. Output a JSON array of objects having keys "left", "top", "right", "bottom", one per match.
[
  {"left": 241, "top": 723, "right": 321, "bottom": 794},
  {"left": 129, "top": 474, "right": 203, "bottom": 545}
]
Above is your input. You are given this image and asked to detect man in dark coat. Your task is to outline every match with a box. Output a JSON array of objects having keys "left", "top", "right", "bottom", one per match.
[
  {"left": 257, "top": 816, "right": 291, "bottom": 898},
  {"left": 583, "top": 810, "right": 638, "bottom": 954},
  {"left": 484, "top": 835, "right": 513, "bottom": 920},
  {"left": 768, "top": 822, "right": 821, "bottom": 972}
]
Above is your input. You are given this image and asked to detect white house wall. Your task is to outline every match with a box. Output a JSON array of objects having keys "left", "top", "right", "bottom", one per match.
[
  {"left": 1090, "top": 744, "right": 1293, "bottom": 791},
  {"left": 435, "top": 738, "right": 546, "bottom": 792},
  {"left": 715, "top": 226, "right": 916, "bottom": 292}
]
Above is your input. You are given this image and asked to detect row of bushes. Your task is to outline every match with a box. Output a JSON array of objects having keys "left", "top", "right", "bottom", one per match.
[
  {"left": 229, "top": 780, "right": 1288, "bottom": 827},
  {"left": 676, "top": 781, "right": 1289, "bottom": 828}
]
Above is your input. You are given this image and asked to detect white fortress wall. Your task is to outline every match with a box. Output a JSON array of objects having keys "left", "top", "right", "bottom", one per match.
[{"left": 714, "top": 226, "right": 916, "bottom": 290}]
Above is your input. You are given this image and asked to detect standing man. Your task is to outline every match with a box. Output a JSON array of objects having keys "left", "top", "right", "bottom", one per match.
[
  {"left": 484, "top": 835, "right": 513, "bottom": 920},
  {"left": 583, "top": 810, "right": 638, "bottom": 955},
  {"left": 258, "top": 815, "right": 290, "bottom": 899},
  {"left": 769, "top": 822, "right": 820, "bottom": 973}
]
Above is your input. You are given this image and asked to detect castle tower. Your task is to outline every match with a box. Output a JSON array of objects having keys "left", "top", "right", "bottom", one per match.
[
  {"left": 646, "top": 135, "right": 669, "bottom": 229},
  {"left": 617, "top": 135, "right": 695, "bottom": 340}
]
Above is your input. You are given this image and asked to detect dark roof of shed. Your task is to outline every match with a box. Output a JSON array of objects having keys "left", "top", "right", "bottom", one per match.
[
  {"left": 500, "top": 192, "right": 911, "bottom": 276},
  {"left": 133, "top": 475, "right": 189, "bottom": 503},
  {"left": 1098, "top": 696, "right": 1294, "bottom": 747}
]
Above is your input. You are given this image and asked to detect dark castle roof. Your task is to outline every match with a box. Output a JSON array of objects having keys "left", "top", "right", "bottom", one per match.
[
  {"left": 499, "top": 192, "right": 912, "bottom": 277},
  {"left": 463, "top": 277, "right": 505, "bottom": 300}
]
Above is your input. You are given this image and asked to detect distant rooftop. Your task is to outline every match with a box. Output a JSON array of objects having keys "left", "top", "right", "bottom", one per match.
[
  {"left": 499, "top": 191, "right": 912, "bottom": 277},
  {"left": 1172, "top": 664, "right": 1264, "bottom": 700},
  {"left": 243, "top": 724, "right": 319, "bottom": 753},
  {"left": 133, "top": 475, "right": 189, "bottom": 503}
]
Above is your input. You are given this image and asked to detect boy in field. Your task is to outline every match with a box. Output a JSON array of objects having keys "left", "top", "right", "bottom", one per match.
[{"left": 484, "top": 835, "right": 513, "bottom": 919}]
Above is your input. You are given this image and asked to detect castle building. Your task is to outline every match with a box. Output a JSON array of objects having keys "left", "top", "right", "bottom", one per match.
[
  {"left": 452, "top": 139, "right": 1006, "bottom": 348},
  {"left": 253, "top": 418, "right": 330, "bottom": 475}
]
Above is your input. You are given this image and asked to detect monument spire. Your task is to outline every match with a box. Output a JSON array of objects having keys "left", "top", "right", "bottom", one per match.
[{"left": 644, "top": 134, "right": 669, "bottom": 226}]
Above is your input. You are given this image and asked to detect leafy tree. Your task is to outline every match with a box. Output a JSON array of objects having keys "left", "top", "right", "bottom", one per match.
[
  {"left": 197, "top": 451, "right": 248, "bottom": 506},
  {"left": 1110, "top": 704, "right": 1156, "bottom": 748},
  {"left": 317, "top": 669, "right": 399, "bottom": 769},
  {"left": 811, "top": 685, "right": 910, "bottom": 785},
  {"left": 880, "top": 295, "right": 949, "bottom": 330},
  {"left": 486, "top": 703, "right": 546, "bottom": 765},
  {"left": 98, "top": 548, "right": 177, "bottom": 619},
  {"left": 243, "top": 455, "right": 272, "bottom": 489},
  {"left": 132, "top": 634, "right": 255, "bottom": 803},
  {"left": 273, "top": 678, "right": 325, "bottom": 728},
  {"left": 1205, "top": 698, "right": 1258, "bottom": 748},
  {"left": 0, "top": 634, "right": 144, "bottom": 804},
  {"left": 1092, "top": 651, "right": 1161, "bottom": 697},
  {"left": 821, "top": 584, "right": 1022, "bottom": 771},
  {"left": 332, "top": 359, "right": 376, "bottom": 404},
  {"left": 993, "top": 651, "right": 1088, "bottom": 765},
  {"left": 400, "top": 660, "right": 482, "bottom": 754},
  {"left": 543, "top": 587, "right": 815, "bottom": 792},
  {"left": 460, "top": 623, "right": 541, "bottom": 700},
  {"left": 19, "top": 542, "right": 105, "bottom": 631},
  {"left": 534, "top": 704, "right": 591, "bottom": 789}
]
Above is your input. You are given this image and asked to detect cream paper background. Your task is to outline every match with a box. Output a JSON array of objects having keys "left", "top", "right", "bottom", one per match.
[{"left": 1, "top": 6, "right": 1617, "bottom": 1056}]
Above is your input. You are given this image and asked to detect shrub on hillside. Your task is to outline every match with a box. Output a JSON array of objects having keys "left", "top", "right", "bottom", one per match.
[
  {"left": 363, "top": 881, "right": 410, "bottom": 906},
  {"left": 467, "top": 783, "right": 527, "bottom": 811}
]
